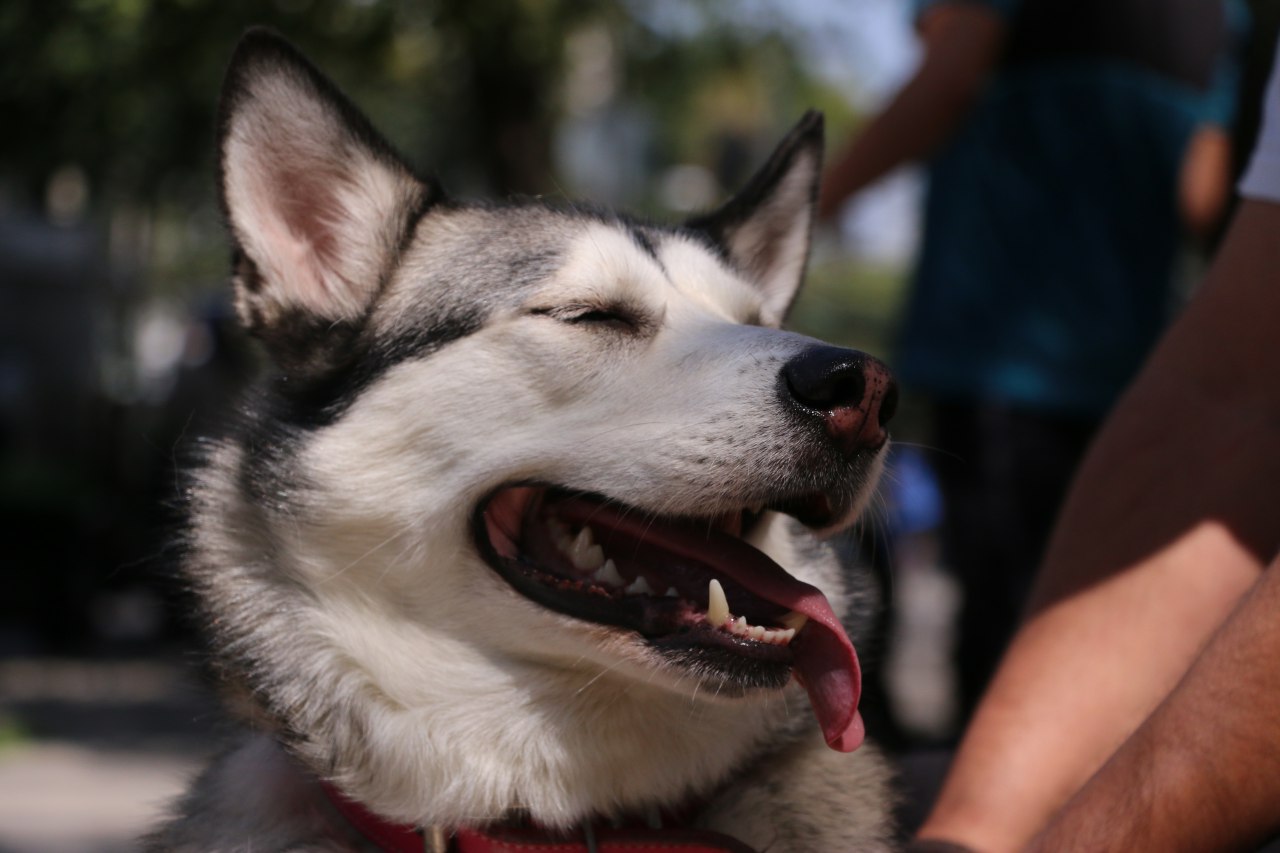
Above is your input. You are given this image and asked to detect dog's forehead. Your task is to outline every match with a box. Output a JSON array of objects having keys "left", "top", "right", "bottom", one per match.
[
  {"left": 376, "top": 204, "right": 759, "bottom": 331},
  {"left": 538, "top": 221, "right": 760, "bottom": 319}
]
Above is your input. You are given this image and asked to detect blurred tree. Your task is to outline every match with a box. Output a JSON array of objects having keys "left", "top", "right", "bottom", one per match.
[{"left": 0, "top": 0, "right": 855, "bottom": 213}]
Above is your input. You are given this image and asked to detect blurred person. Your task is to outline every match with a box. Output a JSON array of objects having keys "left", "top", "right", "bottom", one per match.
[
  {"left": 909, "top": 42, "right": 1280, "bottom": 851},
  {"left": 820, "top": 0, "right": 1246, "bottom": 722}
]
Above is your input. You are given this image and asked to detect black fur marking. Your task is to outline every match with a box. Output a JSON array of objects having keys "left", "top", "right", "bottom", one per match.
[
  {"left": 266, "top": 309, "right": 487, "bottom": 431},
  {"left": 232, "top": 248, "right": 263, "bottom": 294},
  {"left": 630, "top": 226, "right": 657, "bottom": 260}
]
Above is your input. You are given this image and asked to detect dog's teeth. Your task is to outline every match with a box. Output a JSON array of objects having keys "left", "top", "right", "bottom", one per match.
[
  {"left": 664, "top": 586, "right": 679, "bottom": 598},
  {"left": 706, "top": 579, "right": 729, "bottom": 627},
  {"left": 778, "top": 611, "right": 808, "bottom": 632},
  {"left": 593, "top": 559, "right": 625, "bottom": 588},
  {"left": 748, "top": 624, "right": 766, "bottom": 641},
  {"left": 625, "top": 575, "right": 655, "bottom": 595},
  {"left": 569, "top": 528, "right": 605, "bottom": 570},
  {"left": 778, "top": 627, "right": 796, "bottom": 643},
  {"left": 732, "top": 615, "right": 748, "bottom": 635},
  {"left": 575, "top": 544, "right": 606, "bottom": 571}
]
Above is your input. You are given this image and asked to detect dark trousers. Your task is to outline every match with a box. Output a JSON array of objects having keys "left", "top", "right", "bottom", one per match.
[{"left": 931, "top": 400, "right": 1098, "bottom": 722}]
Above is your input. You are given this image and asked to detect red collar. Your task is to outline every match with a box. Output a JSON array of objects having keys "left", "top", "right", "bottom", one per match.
[{"left": 320, "top": 782, "right": 758, "bottom": 853}]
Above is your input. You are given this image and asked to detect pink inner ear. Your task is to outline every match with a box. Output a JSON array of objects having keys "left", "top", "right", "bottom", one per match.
[
  {"left": 278, "top": 167, "right": 345, "bottom": 269},
  {"left": 240, "top": 159, "right": 363, "bottom": 318}
]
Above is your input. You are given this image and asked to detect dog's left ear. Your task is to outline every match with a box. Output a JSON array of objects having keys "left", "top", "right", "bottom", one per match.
[{"left": 687, "top": 111, "right": 823, "bottom": 327}]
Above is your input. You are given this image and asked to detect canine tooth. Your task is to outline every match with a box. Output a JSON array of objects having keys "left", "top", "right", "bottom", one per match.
[
  {"left": 574, "top": 544, "right": 605, "bottom": 571},
  {"left": 748, "top": 625, "right": 766, "bottom": 641},
  {"left": 593, "top": 559, "right": 625, "bottom": 587},
  {"left": 706, "top": 579, "right": 729, "bottom": 627},
  {"left": 778, "top": 611, "right": 808, "bottom": 632},
  {"left": 626, "top": 575, "right": 655, "bottom": 595},
  {"left": 569, "top": 528, "right": 604, "bottom": 570},
  {"left": 664, "top": 586, "right": 679, "bottom": 598}
]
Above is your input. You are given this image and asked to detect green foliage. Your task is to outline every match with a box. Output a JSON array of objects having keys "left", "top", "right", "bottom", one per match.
[
  {"left": 1, "top": 0, "right": 883, "bottom": 313},
  {"left": 0, "top": 715, "right": 29, "bottom": 752},
  {"left": 3, "top": 0, "right": 406, "bottom": 204},
  {"left": 1, "top": 0, "right": 861, "bottom": 210}
]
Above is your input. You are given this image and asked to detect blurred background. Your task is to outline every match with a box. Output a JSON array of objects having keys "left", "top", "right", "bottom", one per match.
[
  {"left": 2, "top": 0, "right": 1274, "bottom": 849},
  {"left": 0, "top": 1, "right": 930, "bottom": 848}
]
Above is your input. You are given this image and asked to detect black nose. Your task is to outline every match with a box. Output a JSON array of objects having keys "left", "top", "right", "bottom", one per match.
[{"left": 782, "top": 345, "right": 897, "bottom": 453}]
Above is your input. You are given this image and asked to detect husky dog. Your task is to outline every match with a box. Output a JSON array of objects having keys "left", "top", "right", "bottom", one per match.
[{"left": 150, "top": 28, "right": 899, "bottom": 852}]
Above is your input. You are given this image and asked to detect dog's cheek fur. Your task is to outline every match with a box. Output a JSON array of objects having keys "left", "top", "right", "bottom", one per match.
[{"left": 181, "top": 375, "right": 790, "bottom": 830}]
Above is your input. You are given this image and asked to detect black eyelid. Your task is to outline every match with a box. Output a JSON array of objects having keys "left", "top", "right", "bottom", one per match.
[
  {"left": 531, "top": 303, "right": 637, "bottom": 328},
  {"left": 570, "top": 308, "right": 628, "bottom": 324}
]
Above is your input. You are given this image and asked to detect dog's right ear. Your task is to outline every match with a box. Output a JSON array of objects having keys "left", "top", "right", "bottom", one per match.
[
  {"left": 686, "top": 112, "right": 823, "bottom": 328},
  {"left": 217, "top": 28, "right": 435, "bottom": 369}
]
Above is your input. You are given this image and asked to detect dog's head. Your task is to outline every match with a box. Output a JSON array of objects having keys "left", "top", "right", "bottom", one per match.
[{"left": 204, "top": 28, "right": 895, "bottom": 824}]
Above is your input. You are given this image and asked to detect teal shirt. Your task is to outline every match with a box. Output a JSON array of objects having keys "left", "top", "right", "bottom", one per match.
[{"left": 897, "top": 0, "right": 1245, "bottom": 416}]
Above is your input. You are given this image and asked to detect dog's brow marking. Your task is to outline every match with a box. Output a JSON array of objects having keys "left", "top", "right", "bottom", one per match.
[{"left": 629, "top": 226, "right": 670, "bottom": 281}]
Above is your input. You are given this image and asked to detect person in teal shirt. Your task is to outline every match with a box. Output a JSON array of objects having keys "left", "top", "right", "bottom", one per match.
[{"left": 820, "top": 0, "right": 1245, "bottom": 722}]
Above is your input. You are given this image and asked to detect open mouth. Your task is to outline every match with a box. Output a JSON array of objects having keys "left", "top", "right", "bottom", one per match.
[{"left": 474, "top": 485, "right": 865, "bottom": 752}]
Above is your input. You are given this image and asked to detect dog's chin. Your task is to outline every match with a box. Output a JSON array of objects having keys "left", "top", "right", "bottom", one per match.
[{"left": 471, "top": 483, "right": 863, "bottom": 694}]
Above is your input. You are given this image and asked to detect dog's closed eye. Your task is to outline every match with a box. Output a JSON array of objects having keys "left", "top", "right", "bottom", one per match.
[{"left": 530, "top": 303, "right": 645, "bottom": 333}]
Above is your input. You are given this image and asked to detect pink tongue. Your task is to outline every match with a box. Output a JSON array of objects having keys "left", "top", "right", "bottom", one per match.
[{"left": 559, "top": 500, "right": 864, "bottom": 752}]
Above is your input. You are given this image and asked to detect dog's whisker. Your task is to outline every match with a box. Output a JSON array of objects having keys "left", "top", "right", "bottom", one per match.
[
  {"left": 317, "top": 528, "right": 409, "bottom": 584},
  {"left": 574, "top": 657, "right": 630, "bottom": 696}
]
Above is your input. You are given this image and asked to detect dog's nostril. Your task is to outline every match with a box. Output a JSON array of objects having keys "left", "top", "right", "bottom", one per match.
[
  {"left": 787, "top": 368, "right": 866, "bottom": 411},
  {"left": 784, "top": 347, "right": 868, "bottom": 411},
  {"left": 783, "top": 348, "right": 865, "bottom": 409}
]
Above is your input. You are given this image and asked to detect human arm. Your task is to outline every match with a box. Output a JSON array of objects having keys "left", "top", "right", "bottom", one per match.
[
  {"left": 817, "top": 4, "right": 1006, "bottom": 220},
  {"left": 915, "top": 198, "right": 1280, "bottom": 850},
  {"left": 1025, "top": 546, "right": 1280, "bottom": 852}
]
